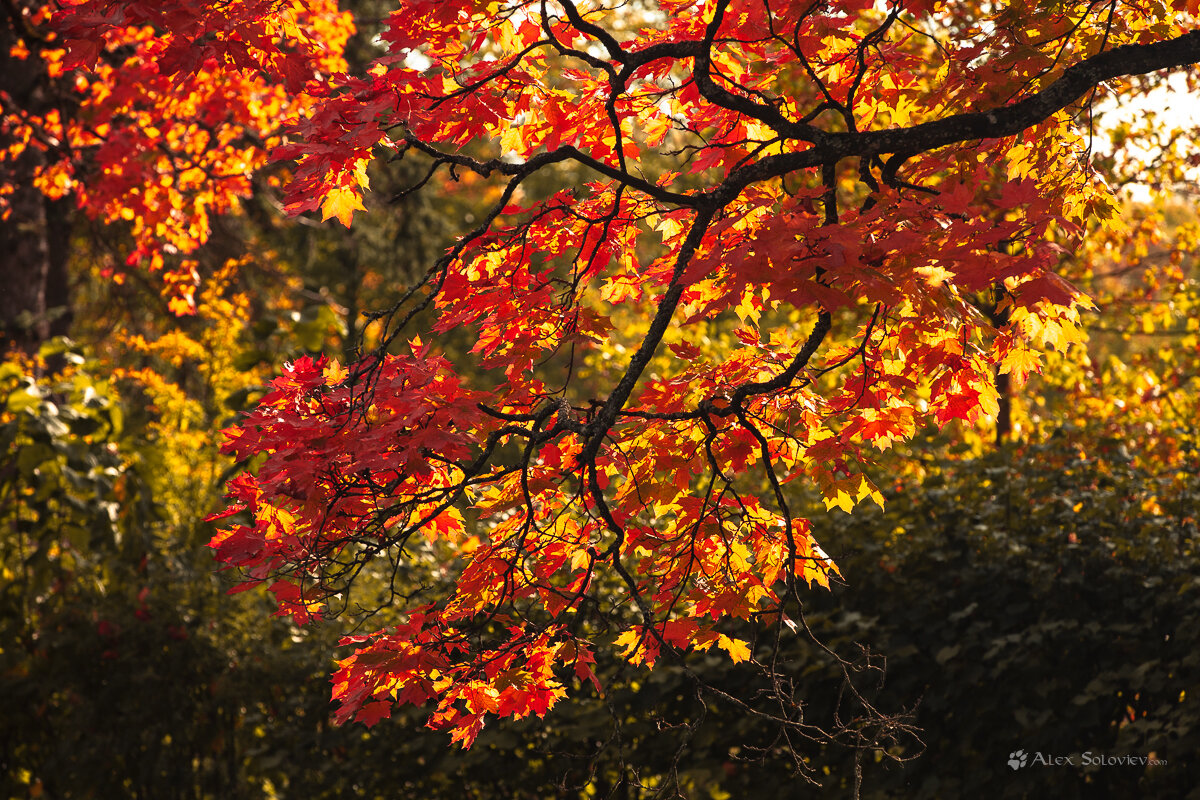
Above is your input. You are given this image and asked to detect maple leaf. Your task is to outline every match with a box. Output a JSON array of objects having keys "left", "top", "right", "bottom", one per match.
[
  {"left": 717, "top": 634, "right": 752, "bottom": 664},
  {"left": 999, "top": 346, "right": 1042, "bottom": 382},
  {"left": 320, "top": 186, "right": 367, "bottom": 227},
  {"left": 356, "top": 700, "right": 393, "bottom": 728}
]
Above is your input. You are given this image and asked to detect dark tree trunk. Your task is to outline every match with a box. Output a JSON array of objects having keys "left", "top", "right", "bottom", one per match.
[
  {"left": 1, "top": 10, "right": 73, "bottom": 354},
  {"left": 994, "top": 366, "right": 1012, "bottom": 445}
]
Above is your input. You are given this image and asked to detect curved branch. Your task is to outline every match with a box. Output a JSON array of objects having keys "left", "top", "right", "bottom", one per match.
[
  {"left": 580, "top": 204, "right": 718, "bottom": 462},
  {"left": 720, "top": 30, "right": 1200, "bottom": 195},
  {"left": 842, "top": 29, "right": 1200, "bottom": 158},
  {"left": 692, "top": 0, "right": 826, "bottom": 144},
  {"left": 400, "top": 135, "right": 701, "bottom": 208}
]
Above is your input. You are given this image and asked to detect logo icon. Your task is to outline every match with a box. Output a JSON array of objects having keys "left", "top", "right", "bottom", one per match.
[{"left": 1008, "top": 750, "right": 1029, "bottom": 770}]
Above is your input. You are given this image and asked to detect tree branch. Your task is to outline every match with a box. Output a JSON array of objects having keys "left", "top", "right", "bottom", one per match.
[{"left": 720, "top": 30, "right": 1200, "bottom": 195}]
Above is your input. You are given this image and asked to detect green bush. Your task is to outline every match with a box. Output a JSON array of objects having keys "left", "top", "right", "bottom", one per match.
[
  {"left": 800, "top": 435, "right": 1200, "bottom": 798},
  {"left": 5, "top": 348, "right": 1197, "bottom": 799}
]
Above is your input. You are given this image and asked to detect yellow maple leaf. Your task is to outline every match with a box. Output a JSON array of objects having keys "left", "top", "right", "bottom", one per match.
[
  {"left": 323, "top": 358, "right": 348, "bottom": 385},
  {"left": 999, "top": 346, "right": 1041, "bottom": 381},
  {"left": 822, "top": 488, "right": 855, "bottom": 514},
  {"left": 717, "top": 634, "right": 751, "bottom": 663},
  {"left": 320, "top": 186, "right": 366, "bottom": 227},
  {"left": 614, "top": 628, "right": 640, "bottom": 659},
  {"left": 569, "top": 548, "right": 591, "bottom": 571}
]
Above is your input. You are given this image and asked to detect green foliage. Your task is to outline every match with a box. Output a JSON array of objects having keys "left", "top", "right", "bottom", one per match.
[
  {"left": 798, "top": 434, "right": 1200, "bottom": 798},
  {"left": 0, "top": 341, "right": 144, "bottom": 604},
  {"left": 5, "top": 338, "right": 1199, "bottom": 798}
]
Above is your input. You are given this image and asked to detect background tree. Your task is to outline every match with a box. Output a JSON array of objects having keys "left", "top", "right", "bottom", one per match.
[{"left": 3, "top": 0, "right": 1200, "bottom": 797}]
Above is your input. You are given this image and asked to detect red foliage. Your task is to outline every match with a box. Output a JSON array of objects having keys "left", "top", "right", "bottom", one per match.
[{"left": 17, "top": 0, "right": 1198, "bottom": 748}]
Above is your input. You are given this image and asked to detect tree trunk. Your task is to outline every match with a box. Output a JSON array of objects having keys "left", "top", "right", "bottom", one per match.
[{"left": 1, "top": 11, "right": 72, "bottom": 354}]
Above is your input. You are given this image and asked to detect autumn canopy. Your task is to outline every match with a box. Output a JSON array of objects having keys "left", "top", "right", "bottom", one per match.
[{"left": 5, "top": 0, "right": 1199, "bottom": 750}]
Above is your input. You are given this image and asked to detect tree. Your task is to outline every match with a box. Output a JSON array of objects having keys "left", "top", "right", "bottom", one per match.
[
  {"left": 23, "top": 0, "right": 1200, "bottom": 782},
  {"left": 1, "top": 0, "right": 354, "bottom": 330},
  {"left": 0, "top": 4, "right": 71, "bottom": 351}
]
